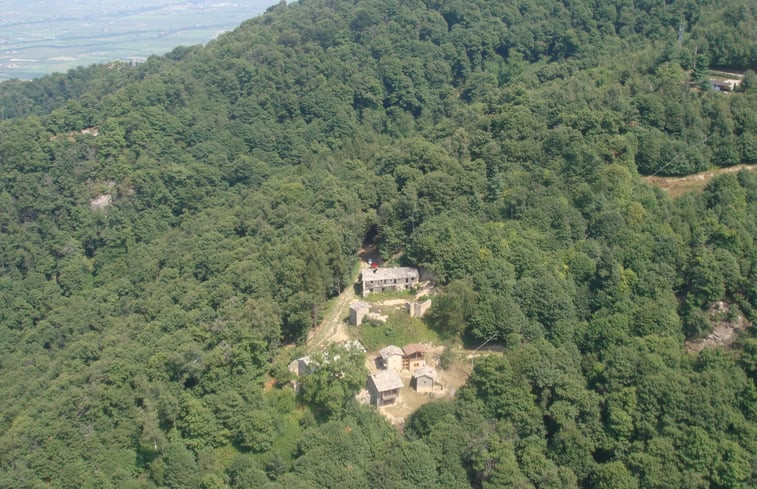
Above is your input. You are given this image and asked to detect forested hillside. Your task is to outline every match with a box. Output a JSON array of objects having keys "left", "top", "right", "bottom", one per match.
[{"left": 0, "top": 1, "right": 755, "bottom": 488}]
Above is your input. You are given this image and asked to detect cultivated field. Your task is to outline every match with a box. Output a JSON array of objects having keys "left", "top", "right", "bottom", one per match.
[{"left": 0, "top": 0, "right": 273, "bottom": 80}]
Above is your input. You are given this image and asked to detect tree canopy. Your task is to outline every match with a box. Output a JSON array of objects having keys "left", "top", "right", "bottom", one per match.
[{"left": 0, "top": 0, "right": 755, "bottom": 487}]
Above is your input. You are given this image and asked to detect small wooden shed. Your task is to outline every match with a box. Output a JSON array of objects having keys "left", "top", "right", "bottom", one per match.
[
  {"left": 411, "top": 366, "right": 438, "bottom": 393},
  {"left": 402, "top": 343, "right": 426, "bottom": 371}
]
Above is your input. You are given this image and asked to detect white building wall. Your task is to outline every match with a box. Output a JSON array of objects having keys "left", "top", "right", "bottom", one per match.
[{"left": 383, "top": 355, "right": 403, "bottom": 371}]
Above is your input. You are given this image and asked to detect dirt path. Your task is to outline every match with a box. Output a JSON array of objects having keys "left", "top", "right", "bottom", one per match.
[
  {"left": 643, "top": 164, "right": 756, "bottom": 198},
  {"left": 307, "top": 278, "right": 359, "bottom": 348}
]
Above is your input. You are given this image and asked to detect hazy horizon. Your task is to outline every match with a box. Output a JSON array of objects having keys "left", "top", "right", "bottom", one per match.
[{"left": 0, "top": 0, "right": 277, "bottom": 81}]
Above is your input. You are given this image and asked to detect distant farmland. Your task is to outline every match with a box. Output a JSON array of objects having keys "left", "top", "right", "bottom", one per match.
[{"left": 0, "top": 0, "right": 273, "bottom": 81}]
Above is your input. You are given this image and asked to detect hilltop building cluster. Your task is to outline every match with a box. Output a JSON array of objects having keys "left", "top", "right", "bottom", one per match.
[
  {"left": 349, "top": 266, "right": 430, "bottom": 327},
  {"left": 367, "top": 343, "right": 440, "bottom": 406},
  {"left": 290, "top": 265, "right": 442, "bottom": 408}
]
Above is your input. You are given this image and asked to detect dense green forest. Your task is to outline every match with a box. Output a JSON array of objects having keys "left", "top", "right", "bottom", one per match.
[{"left": 0, "top": 0, "right": 755, "bottom": 487}]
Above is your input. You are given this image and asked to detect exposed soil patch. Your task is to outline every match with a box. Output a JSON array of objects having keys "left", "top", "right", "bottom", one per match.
[
  {"left": 686, "top": 301, "right": 752, "bottom": 353},
  {"left": 263, "top": 378, "right": 277, "bottom": 391},
  {"left": 90, "top": 194, "right": 112, "bottom": 211},
  {"left": 644, "top": 164, "right": 756, "bottom": 199}
]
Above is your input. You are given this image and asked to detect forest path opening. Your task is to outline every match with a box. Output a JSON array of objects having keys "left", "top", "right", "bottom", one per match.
[
  {"left": 306, "top": 277, "right": 357, "bottom": 348},
  {"left": 306, "top": 248, "right": 374, "bottom": 348},
  {"left": 643, "top": 164, "right": 756, "bottom": 198}
]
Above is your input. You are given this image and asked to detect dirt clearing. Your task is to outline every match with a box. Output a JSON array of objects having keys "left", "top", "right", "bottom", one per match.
[
  {"left": 643, "top": 164, "right": 756, "bottom": 199},
  {"left": 686, "top": 301, "right": 752, "bottom": 353}
]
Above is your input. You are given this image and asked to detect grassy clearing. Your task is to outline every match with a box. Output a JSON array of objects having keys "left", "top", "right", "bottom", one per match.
[
  {"left": 361, "top": 288, "right": 417, "bottom": 303},
  {"left": 357, "top": 310, "right": 440, "bottom": 351}
]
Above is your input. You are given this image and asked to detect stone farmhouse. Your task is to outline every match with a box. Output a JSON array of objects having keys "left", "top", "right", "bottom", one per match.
[
  {"left": 377, "top": 343, "right": 428, "bottom": 372},
  {"left": 367, "top": 370, "right": 404, "bottom": 406},
  {"left": 379, "top": 345, "right": 405, "bottom": 371},
  {"left": 361, "top": 267, "right": 419, "bottom": 297}
]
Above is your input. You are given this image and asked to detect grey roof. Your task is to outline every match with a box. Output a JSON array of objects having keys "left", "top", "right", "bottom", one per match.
[
  {"left": 379, "top": 345, "right": 404, "bottom": 360},
  {"left": 350, "top": 301, "right": 371, "bottom": 312},
  {"left": 363, "top": 266, "right": 419, "bottom": 281},
  {"left": 371, "top": 370, "right": 404, "bottom": 391},
  {"left": 412, "top": 366, "right": 437, "bottom": 379}
]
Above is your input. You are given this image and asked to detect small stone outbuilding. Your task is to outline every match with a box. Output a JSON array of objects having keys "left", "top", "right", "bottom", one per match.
[
  {"left": 406, "top": 299, "right": 432, "bottom": 318},
  {"left": 367, "top": 370, "right": 404, "bottom": 406},
  {"left": 349, "top": 301, "right": 371, "bottom": 326},
  {"left": 288, "top": 356, "right": 312, "bottom": 377},
  {"left": 411, "top": 366, "right": 438, "bottom": 393},
  {"left": 287, "top": 356, "right": 312, "bottom": 393},
  {"left": 379, "top": 345, "right": 404, "bottom": 371}
]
